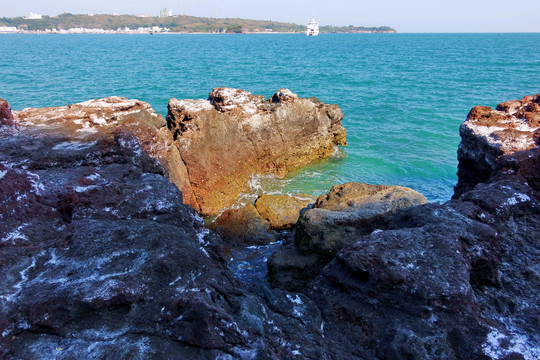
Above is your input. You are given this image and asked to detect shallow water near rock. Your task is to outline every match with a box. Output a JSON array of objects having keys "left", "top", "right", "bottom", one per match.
[
  {"left": 2, "top": 33, "right": 539, "bottom": 202},
  {"left": 226, "top": 239, "right": 285, "bottom": 284}
]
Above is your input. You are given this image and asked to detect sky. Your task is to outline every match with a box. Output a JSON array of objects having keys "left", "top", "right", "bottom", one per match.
[{"left": 2, "top": 0, "right": 540, "bottom": 33}]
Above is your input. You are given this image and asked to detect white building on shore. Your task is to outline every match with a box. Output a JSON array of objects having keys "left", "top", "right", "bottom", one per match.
[
  {"left": 26, "top": 12, "right": 43, "bottom": 20},
  {"left": 0, "top": 26, "right": 18, "bottom": 32}
]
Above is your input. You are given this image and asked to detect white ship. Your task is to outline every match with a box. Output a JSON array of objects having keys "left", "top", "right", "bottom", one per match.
[{"left": 306, "top": 16, "right": 319, "bottom": 36}]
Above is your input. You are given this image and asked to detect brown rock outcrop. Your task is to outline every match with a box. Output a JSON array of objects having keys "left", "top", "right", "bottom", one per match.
[
  {"left": 454, "top": 94, "right": 540, "bottom": 197},
  {"left": 208, "top": 204, "right": 277, "bottom": 245},
  {"left": 12, "top": 97, "right": 199, "bottom": 211},
  {"left": 255, "top": 194, "right": 315, "bottom": 230},
  {"left": 0, "top": 98, "right": 14, "bottom": 126},
  {"left": 167, "top": 88, "right": 347, "bottom": 216}
]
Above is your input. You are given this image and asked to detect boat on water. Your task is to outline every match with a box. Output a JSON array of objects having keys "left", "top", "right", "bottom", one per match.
[{"left": 306, "top": 16, "right": 319, "bottom": 36}]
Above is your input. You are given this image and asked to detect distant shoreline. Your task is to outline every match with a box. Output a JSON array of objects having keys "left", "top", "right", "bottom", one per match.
[
  {"left": 0, "top": 13, "right": 396, "bottom": 34},
  {"left": 0, "top": 31, "right": 397, "bottom": 35}
]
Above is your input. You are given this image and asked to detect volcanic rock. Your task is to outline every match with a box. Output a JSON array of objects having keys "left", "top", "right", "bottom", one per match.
[
  {"left": 454, "top": 94, "right": 540, "bottom": 197},
  {"left": 167, "top": 87, "right": 347, "bottom": 216},
  {"left": 267, "top": 237, "right": 325, "bottom": 291},
  {"left": 268, "top": 183, "right": 427, "bottom": 291},
  {"left": 0, "top": 105, "right": 268, "bottom": 358},
  {"left": 309, "top": 202, "right": 496, "bottom": 359},
  {"left": 0, "top": 98, "right": 14, "bottom": 126},
  {"left": 3, "top": 94, "right": 540, "bottom": 359},
  {"left": 255, "top": 194, "right": 316, "bottom": 230},
  {"left": 11, "top": 97, "right": 199, "bottom": 212},
  {"left": 295, "top": 182, "right": 427, "bottom": 259}
]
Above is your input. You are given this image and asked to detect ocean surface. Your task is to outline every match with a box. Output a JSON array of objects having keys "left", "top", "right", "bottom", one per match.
[{"left": 1, "top": 33, "right": 539, "bottom": 203}]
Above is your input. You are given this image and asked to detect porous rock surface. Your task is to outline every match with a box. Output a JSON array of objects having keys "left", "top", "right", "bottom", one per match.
[
  {"left": 269, "top": 183, "right": 427, "bottom": 290},
  {"left": 454, "top": 94, "right": 540, "bottom": 197},
  {"left": 167, "top": 88, "right": 347, "bottom": 216},
  {"left": 2, "top": 95, "right": 539, "bottom": 359}
]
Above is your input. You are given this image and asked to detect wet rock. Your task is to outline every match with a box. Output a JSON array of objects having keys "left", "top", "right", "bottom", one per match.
[
  {"left": 295, "top": 182, "right": 427, "bottom": 259},
  {"left": 0, "top": 98, "right": 14, "bottom": 126},
  {"left": 167, "top": 87, "right": 347, "bottom": 216},
  {"left": 454, "top": 94, "right": 540, "bottom": 197},
  {"left": 267, "top": 237, "right": 324, "bottom": 291},
  {"left": 208, "top": 204, "right": 277, "bottom": 246},
  {"left": 255, "top": 194, "right": 315, "bottom": 230}
]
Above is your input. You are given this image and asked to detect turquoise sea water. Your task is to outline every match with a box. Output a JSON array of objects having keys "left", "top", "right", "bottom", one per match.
[{"left": 1, "top": 33, "right": 539, "bottom": 202}]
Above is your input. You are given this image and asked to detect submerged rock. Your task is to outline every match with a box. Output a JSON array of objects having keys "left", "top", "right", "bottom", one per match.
[{"left": 167, "top": 87, "right": 347, "bottom": 216}]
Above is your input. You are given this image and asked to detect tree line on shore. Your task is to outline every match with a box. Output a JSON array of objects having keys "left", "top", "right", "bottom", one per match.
[{"left": 0, "top": 13, "right": 396, "bottom": 33}]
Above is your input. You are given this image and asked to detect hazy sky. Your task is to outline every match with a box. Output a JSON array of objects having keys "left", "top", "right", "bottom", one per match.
[{"left": 3, "top": 0, "right": 540, "bottom": 33}]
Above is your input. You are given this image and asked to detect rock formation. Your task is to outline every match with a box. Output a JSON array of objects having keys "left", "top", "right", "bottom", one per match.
[
  {"left": 167, "top": 88, "right": 347, "bottom": 216},
  {"left": 209, "top": 194, "right": 314, "bottom": 246},
  {"left": 454, "top": 94, "right": 540, "bottom": 197},
  {"left": 10, "top": 96, "right": 199, "bottom": 212},
  {"left": 0, "top": 98, "right": 14, "bottom": 126},
  {"left": 0, "top": 98, "right": 264, "bottom": 358},
  {"left": 208, "top": 204, "right": 277, "bottom": 246},
  {"left": 1, "top": 94, "right": 539, "bottom": 359},
  {"left": 255, "top": 194, "right": 316, "bottom": 231},
  {"left": 269, "top": 183, "right": 427, "bottom": 290}
]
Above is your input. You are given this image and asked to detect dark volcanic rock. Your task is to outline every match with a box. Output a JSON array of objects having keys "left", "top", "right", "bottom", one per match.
[
  {"left": 295, "top": 182, "right": 427, "bottom": 259},
  {"left": 167, "top": 88, "right": 347, "bottom": 216},
  {"left": 310, "top": 206, "right": 490, "bottom": 358},
  {"left": 267, "top": 237, "right": 324, "bottom": 291},
  {"left": 0, "top": 108, "right": 271, "bottom": 358},
  {"left": 269, "top": 183, "right": 426, "bottom": 291}
]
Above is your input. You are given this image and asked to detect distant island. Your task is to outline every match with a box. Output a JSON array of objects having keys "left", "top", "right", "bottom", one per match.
[{"left": 0, "top": 13, "right": 396, "bottom": 34}]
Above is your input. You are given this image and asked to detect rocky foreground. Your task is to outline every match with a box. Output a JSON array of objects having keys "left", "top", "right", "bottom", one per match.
[{"left": 1, "top": 93, "right": 539, "bottom": 359}]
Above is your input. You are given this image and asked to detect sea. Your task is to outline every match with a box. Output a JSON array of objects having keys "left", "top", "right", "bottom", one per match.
[{"left": 1, "top": 33, "right": 539, "bottom": 203}]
